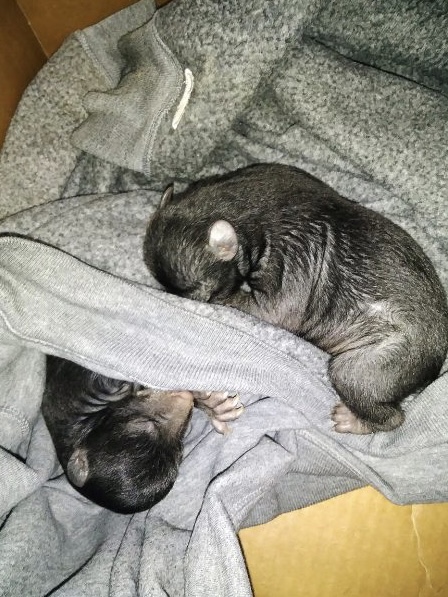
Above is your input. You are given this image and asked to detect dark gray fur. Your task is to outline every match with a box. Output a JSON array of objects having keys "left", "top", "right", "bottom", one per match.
[
  {"left": 42, "top": 356, "right": 194, "bottom": 514},
  {"left": 143, "top": 163, "right": 448, "bottom": 434}
]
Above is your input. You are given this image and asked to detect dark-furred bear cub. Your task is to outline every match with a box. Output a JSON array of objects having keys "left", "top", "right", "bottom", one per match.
[
  {"left": 42, "top": 356, "right": 242, "bottom": 513},
  {"left": 143, "top": 163, "right": 448, "bottom": 435}
]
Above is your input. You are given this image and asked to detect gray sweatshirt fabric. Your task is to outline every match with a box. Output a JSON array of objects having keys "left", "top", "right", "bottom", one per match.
[{"left": 0, "top": 0, "right": 447, "bottom": 595}]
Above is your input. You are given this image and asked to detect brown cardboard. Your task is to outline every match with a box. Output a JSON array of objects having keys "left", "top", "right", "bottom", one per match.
[
  {"left": 0, "top": 0, "right": 46, "bottom": 146},
  {"left": 241, "top": 487, "right": 448, "bottom": 596},
  {"left": 1, "top": 2, "right": 448, "bottom": 595}
]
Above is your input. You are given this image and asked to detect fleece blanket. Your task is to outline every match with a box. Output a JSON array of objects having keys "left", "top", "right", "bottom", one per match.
[{"left": 0, "top": 0, "right": 447, "bottom": 595}]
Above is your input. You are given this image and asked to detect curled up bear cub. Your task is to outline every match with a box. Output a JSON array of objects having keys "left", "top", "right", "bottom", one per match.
[
  {"left": 42, "top": 356, "right": 243, "bottom": 513},
  {"left": 144, "top": 163, "right": 448, "bottom": 435}
]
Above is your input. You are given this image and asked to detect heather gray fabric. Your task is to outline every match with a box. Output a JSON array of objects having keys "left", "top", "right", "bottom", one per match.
[{"left": 0, "top": 0, "right": 447, "bottom": 595}]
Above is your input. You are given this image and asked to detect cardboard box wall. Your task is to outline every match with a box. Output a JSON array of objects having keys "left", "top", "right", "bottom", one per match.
[{"left": 1, "top": 1, "right": 447, "bottom": 595}]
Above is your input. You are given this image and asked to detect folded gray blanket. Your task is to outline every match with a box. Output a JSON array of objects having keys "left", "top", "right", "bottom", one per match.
[{"left": 0, "top": 0, "right": 447, "bottom": 595}]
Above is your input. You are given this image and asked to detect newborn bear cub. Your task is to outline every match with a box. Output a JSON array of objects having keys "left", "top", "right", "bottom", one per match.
[
  {"left": 143, "top": 163, "right": 448, "bottom": 435},
  {"left": 42, "top": 356, "right": 242, "bottom": 513}
]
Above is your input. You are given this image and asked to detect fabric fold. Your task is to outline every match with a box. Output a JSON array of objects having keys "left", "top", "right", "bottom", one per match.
[{"left": 72, "top": 0, "right": 315, "bottom": 182}]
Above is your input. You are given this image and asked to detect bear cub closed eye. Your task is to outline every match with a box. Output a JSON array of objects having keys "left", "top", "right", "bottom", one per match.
[{"left": 143, "top": 163, "right": 448, "bottom": 435}]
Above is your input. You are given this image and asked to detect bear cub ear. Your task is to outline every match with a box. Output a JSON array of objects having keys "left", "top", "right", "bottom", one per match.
[
  {"left": 208, "top": 220, "right": 238, "bottom": 261},
  {"left": 67, "top": 447, "right": 90, "bottom": 487},
  {"left": 159, "top": 184, "right": 174, "bottom": 209}
]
